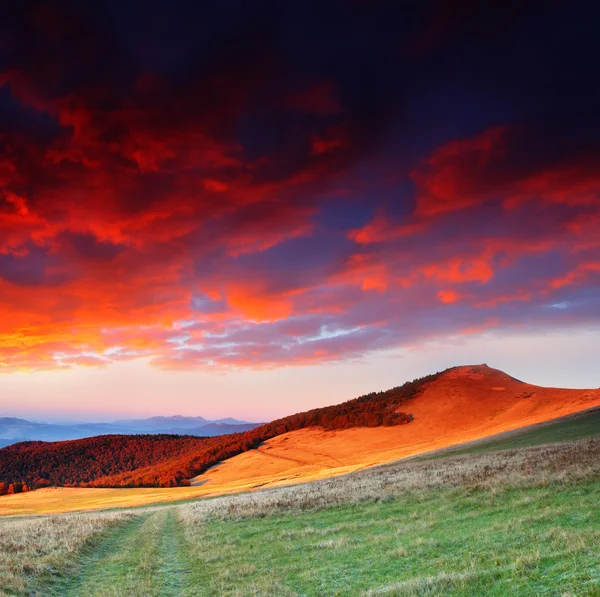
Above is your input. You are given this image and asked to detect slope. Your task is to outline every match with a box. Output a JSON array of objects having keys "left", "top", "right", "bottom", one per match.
[
  {"left": 0, "top": 435, "right": 209, "bottom": 491},
  {"left": 188, "top": 364, "right": 600, "bottom": 493},
  {"left": 0, "top": 371, "right": 434, "bottom": 490},
  {"left": 420, "top": 405, "right": 600, "bottom": 459}
]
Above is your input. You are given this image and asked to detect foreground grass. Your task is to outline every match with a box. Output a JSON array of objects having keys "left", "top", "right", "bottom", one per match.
[
  {"left": 3, "top": 439, "right": 600, "bottom": 595},
  {"left": 0, "top": 510, "right": 137, "bottom": 597},
  {"left": 50, "top": 510, "right": 191, "bottom": 597},
  {"left": 176, "top": 480, "right": 600, "bottom": 596},
  {"left": 9, "top": 479, "right": 599, "bottom": 596}
]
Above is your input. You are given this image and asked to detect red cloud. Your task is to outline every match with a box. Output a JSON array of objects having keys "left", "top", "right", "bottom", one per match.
[
  {"left": 408, "top": 125, "right": 600, "bottom": 220},
  {"left": 437, "top": 289, "right": 463, "bottom": 304},
  {"left": 310, "top": 125, "right": 349, "bottom": 156},
  {"left": 2, "top": 64, "right": 600, "bottom": 372},
  {"left": 410, "top": 126, "right": 509, "bottom": 217},
  {"left": 421, "top": 257, "right": 494, "bottom": 284},
  {"left": 547, "top": 262, "right": 600, "bottom": 290}
]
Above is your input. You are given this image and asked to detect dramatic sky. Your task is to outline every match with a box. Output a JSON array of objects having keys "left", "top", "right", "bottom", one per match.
[{"left": 1, "top": 1, "right": 599, "bottom": 420}]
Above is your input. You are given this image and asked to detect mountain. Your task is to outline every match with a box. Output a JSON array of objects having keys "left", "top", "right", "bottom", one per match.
[
  {"left": 2, "top": 365, "right": 599, "bottom": 493},
  {"left": 113, "top": 416, "right": 210, "bottom": 429},
  {"left": 173, "top": 423, "right": 260, "bottom": 436},
  {"left": 190, "top": 364, "right": 600, "bottom": 494},
  {"left": 0, "top": 370, "right": 431, "bottom": 489},
  {"left": 112, "top": 415, "right": 254, "bottom": 429},
  {"left": 0, "top": 415, "right": 261, "bottom": 447}
]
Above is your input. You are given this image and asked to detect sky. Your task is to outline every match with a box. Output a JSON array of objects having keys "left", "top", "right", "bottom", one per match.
[{"left": 1, "top": 1, "right": 599, "bottom": 421}]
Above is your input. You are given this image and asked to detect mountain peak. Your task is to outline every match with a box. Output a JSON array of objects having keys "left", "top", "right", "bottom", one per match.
[
  {"left": 436, "top": 364, "right": 525, "bottom": 385},
  {"left": 0, "top": 417, "right": 31, "bottom": 425}
]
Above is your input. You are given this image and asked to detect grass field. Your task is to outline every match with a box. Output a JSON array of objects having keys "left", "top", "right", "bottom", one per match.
[
  {"left": 2, "top": 438, "right": 600, "bottom": 596},
  {"left": 177, "top": 482, "right": 600, "bottom": 596},
  {"left": 12, "top": 479, "right": 600, "bottom": 596},
  {"left": 0, "top": 485, "right": 216, "bottom": 517},
  {"left": 424, "top": 407, "right": 600, "bottom": 460},
  {"left": 0, "top": 510, "right": 137, "bottom": 597}
]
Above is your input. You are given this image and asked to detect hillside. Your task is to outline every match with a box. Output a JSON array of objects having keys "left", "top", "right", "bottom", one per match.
[
  {"left": 0, "top": 435, "right": 208, "bottom": 492},
  {"left": 420, "top": 405, "right": 600, "bottom": 460},
  {"left": 187, "top": 364, "right": 600, "bottom": 494},
  {"left": 0, "top": 372, "right": 432, "bottom": 491},
  {"left": 2, "top": 365, "right": 599, "bottom": 495}
]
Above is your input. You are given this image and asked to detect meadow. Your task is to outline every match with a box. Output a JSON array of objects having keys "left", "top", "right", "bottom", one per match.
[
  {"left": 0, "top": 510, "right": 137, "bottom": 597},
  {"left": 2, "top": 437, "right": 600, "bottom": 596}
]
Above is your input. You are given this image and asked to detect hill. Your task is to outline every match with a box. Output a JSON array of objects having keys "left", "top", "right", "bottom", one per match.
[
  {"left": 187, "top": 364, "right": 600, "bottom": 494},
  {"left": 0, "top": 371, "right": 432, "bottom": 491},
  {"left": 420, "top": 405, "right": 600, "bottom": 460},
  {"left": 2, "top": 365, "right": 599, "bottom": 495}
]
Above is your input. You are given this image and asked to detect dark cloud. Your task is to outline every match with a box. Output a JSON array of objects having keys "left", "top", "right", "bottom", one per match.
[{"left": 0, "top": 0, "right": 599, "bottom": 369}]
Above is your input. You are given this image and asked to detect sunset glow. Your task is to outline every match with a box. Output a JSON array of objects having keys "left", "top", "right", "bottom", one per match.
[{"left": 1, "top": 1, "right": 599, "bottom": 419}]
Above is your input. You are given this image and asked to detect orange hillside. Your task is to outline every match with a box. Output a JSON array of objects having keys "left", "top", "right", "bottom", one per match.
[{"left": 190, "top": 365, "right": 600, "bottom": 494}]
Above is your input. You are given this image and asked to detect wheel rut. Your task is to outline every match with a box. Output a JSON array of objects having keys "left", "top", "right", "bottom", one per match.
[
  {"left": 156, "top": 509, "right": 194, "bottom": 596},
  {"left": 50, "top": 508, "right": 196, "bottom": 597}
]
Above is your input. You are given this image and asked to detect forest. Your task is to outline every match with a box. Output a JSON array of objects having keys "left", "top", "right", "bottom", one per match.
[{"left": 0, "top": 372, "right": 441, "bottom": 490}]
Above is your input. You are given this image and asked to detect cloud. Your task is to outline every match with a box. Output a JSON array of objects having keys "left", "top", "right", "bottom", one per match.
[{"left": 1, "top": 0, "right": 599, "bottom": 371}]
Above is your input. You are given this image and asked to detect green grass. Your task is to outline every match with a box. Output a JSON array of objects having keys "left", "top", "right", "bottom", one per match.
[
  {"left": 5, "top": 432, "right": 600, "bottom": 596},
  {"left": 176, "top": 480, "right": 600, "bottom": 596},
  {"left": 31, "top": 478, "right": 600, "bottom": 596},
  {"left": 45, "top": 510, "right": 193, "bottom": 597},
  {"left": 3, "top": 480, "right": 599, "bottom": 597},
  {"left": 424, "top": 408, "right": 600, "bottom": 460}
]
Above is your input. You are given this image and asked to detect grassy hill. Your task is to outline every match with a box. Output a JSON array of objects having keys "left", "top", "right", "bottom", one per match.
[
  {"left": 0, "top": 372, "right": 433, "bottom": 490},
  {"left": 3, "top": 365, "right": 600, "bottom": 494},
  {"left": 187, "top": 364, "right": 600, "bottom": 495}
]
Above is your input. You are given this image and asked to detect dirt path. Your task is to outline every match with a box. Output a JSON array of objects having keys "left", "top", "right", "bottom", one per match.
[{"left": 51, "top": 508, "right": 195, "bottom": 597}]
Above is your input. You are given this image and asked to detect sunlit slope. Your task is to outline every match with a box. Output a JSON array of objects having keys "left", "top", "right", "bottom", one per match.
[
  {"left": 2, "top": 364, "right": 600, "bottom": 517},
  {"left": 421, "top": 405, "right": 600, "bottom": 460},
  {"left": 190, "top": 365, "right": 600, "bottom": 493}
]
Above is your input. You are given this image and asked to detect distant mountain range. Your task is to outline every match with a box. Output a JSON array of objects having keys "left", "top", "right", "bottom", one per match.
[{"left": 0, "top": 415, "right": 262, "bottom": 447}]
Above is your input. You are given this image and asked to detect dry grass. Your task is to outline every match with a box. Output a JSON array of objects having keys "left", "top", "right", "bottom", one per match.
[
  {"left": 180, "top": 438, "right": 600, "bottom": 522},
  {"left": 0, "top": 510, "right": 136, "bottom": 596},
  {"left": 1, "top": 438, "right": 599, "bottom": 596},
  {"left": 0, "top": 485, "right": 219, "bottom": 517}
]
